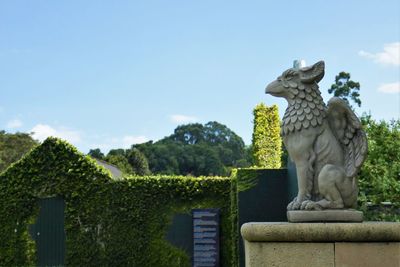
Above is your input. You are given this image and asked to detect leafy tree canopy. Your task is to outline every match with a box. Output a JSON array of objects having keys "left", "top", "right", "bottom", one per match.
[
  {"left": 126, "top": 148, "right": 150, "bottom": 176},
  {"left": 358, "top": 115, "right": 400, "bottom": 221},
  {"left": 0, "top": 131, "right": 38, "bottom": 172},
  {"left": 328, "top": 71, "right": 361, "bottom": 108},
  {"left": 88, "top": 148, "right": 105, "bottom": 160},
  {"left": 133, "top": 121, "right": 250, "bottom": 176},
  {"left": 105, "top": 154, "right": 134, "bottom": 175}
]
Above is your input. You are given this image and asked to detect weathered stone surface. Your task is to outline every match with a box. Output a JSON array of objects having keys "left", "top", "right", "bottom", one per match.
[
  {"left": 335, "top": 242, "right": 400, "bottom": 267},
  {"left": 287, "top": 209, "right": 363, "bottom": 222},
  {"left": 241, "top": 222, "right": 400, "bottom": 242},
  {"left": 265, "top": 61, "right": 368, "bottom": 214},
  {"left": 244, "top": 241, "right": 334, "bottom": 267},
  {"left": 242, "top": 222, "right": 400, "bottom": 267}
]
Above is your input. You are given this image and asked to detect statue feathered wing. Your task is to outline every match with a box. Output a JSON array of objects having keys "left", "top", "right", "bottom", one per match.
[{"left": 327, "top": 97, "right": 368, "bottom": 178}]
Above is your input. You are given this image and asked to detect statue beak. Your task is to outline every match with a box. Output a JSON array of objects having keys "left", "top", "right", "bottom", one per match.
[{"left": 265, "top": 80, "right": 280, "bottom": 95}]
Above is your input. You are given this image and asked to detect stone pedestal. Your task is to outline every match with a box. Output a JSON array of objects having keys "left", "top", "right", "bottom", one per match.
[
  {"left": 241, "top": 222, "right": 400, "bottom": 267},
  {"left": 287, "top": 209, "right": 364, "bottom": 222}
]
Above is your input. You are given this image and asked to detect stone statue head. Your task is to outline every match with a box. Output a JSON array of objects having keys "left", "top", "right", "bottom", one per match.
[{"left": 265, "top": 61, "right": 325, "bottom": 101}]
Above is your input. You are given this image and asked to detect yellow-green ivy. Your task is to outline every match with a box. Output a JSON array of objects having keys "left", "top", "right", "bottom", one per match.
[
  {"left": 252, "top": 103, "right": 282, "bottom": 168},
  {"left": 0, "top": 137, "right": 237, "bottom": 267}
]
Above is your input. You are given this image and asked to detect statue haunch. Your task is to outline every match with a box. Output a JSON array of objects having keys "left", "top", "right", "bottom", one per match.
[{"left": 265, "top": 61, "right": 367, "bottom": 211}]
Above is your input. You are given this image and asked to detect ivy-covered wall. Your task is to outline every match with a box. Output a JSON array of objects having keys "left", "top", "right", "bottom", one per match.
[
  {"left": 252, "top": 103, "right": 282, "bottom": 168},
  {"left": 0, "top": 138, "right": 236, "bottom": 267},
  {"left": 104, "top": 176, "right": 235, "bottom": 267}
]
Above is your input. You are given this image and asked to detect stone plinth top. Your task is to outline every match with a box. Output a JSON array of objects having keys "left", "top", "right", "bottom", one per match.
[
  {"left": 241, "top": 222, "right": 400, "bottom": 242},
  {"left": 287, "top": 210, "right": 364, "bottom": 222}
]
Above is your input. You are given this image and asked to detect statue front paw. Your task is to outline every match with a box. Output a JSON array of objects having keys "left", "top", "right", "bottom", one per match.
[
  {"left": 287, "top": 197, "right": 302, "bottom": 210},
  {"left": 300, "top": 200, "right": 322, "bottom": 211}
]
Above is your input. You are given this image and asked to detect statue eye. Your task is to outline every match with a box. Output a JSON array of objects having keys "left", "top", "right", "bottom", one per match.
[
  {"left": 285, "top": 74, "right": 293, "bottom": 80},
  {"left": 284, "top": 70, "right": 297, "bottom": 80}
]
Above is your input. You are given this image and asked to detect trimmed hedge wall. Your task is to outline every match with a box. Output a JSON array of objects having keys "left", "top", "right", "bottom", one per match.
[
  {"left": 0, "top": 138, "right": 237, "bottom": 267},
  {"left": 252, "top": 103, "right": 282, "bottom": 168},
  {"left": 104, "top": 176, "right": 235, "bottom": 267}
]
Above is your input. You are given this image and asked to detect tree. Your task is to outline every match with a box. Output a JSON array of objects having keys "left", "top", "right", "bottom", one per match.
[
  {"left": 203, "top": 121, "right": 247, "bottom": 166},
  {"left": 0, "top": 131, "right": 38, "bottom": 172},
  {"left": 328, "top": 72, "right": 361, "bottom": 108},
  {"left": 105, "top": 154, "right": 134, "bottom": 175},
  {"left": 252, "top": 104, "right": 282, "bottom": 168},
  {"left": 107, "top": 149, "right": 126, "bottom": 157},
  {"left": 358, "top": 115, "right": 400, "bottom": 221},
  {"left": 88, "top": 148, "right": 105, "bottom": 160},
  {"left": 133, "top": 121, "right": 251, "bottom": 176},
  {"left": 137, "top": 142, "right": 180, "bottom": 175},
  {"left": 175, "top": 144, "right": 225, "bottom": 176},
  {"left": 169, "top": 123, "right": 205, "bottom": 145},
  {"left": 126, "top": 148, "right": 150, "bottom": 176}
]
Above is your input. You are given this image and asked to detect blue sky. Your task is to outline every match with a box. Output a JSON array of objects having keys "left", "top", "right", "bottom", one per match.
[{"left": 1, "top": 1, "right": 399, "bottom": 153}]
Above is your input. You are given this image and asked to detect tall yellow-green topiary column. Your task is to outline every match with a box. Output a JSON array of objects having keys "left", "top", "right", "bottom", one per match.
[{"left": 252, "top": 103, "right": 282, "bottom": 168}]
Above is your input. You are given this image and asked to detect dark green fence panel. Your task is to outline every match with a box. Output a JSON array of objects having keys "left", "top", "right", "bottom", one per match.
[
  {"left": 166, "top": 213, "right": 193, "bottom": 257},
  {"left": 30, "top": 196, "right": 66, "bottom": 267},
  {"left": 236, "top": 169, "right": 289, "bottom": 267}
]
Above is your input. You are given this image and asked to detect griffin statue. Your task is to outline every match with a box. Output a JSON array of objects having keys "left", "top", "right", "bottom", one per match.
[{"left": 265, "top": 61, "right": 368, "bottom": 211}]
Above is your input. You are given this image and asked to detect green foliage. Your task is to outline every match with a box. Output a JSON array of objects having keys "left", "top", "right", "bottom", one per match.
[
  {"left": 133, "top": 121, "right": 250, "bottom": 176},
  {"left": 171, "top": 123, "right": 205, "bottom": 145},
  {"left": 135, "top": 141, "right": 181, "bottom": 175},
  {"left": 107, "top": 175, "right": 235, "bottom": 267},
  {"left": 105, "top": 154, "right": 134, "bottom": 174},
  {"left": 328, "top": 71, "right": 361, "bottom": 108},
  {"left": 358, "top": 115, "right": 400, "bottom": 221},
  {"left": 126, "top": 148, "right": 150, "bottom": 175},
  {"left": 0, "top": 131, "right": 38, "bottom": 172},
  {"left": 252, "top": 104, "right": 282, "bottom": 168},
  {"left": 229, "top": 169, "right": 239, "bottom": 267},
  {"left": 88, "top": 148, "right": 105, "bottom": 160},
  {"left": 0, "top": 138, "right": 237, "bottom": 266},
  {"left": 86, "top": 121, "right": 249, "bottom": 177},
  {"left": 97, "top": 147, "right": 150, "bottom": 176},
  {"left": 107, "top": 148, "right": 125, "bottom": 157},
  {"left": 0, "top": 138, "right": 111, "bottom": 266}
]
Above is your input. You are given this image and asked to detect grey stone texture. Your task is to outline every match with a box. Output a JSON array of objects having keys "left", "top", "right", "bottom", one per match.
[
  {"left": 335, "top": 242, "right": 400, "bottom": 267},
  {"left": 244, "top": 242, "right": 334, "bottom": 267},
  {"left": 241, "top": 222, "right": 400, "bottom": 242},
  {"left": 287, "top": 209, "right": 363, "bottom": 222},
  {"left": 265, "top": 61, "right": 368, "bottom": 214},
  {"left": 241, "top": 222, "right": 400, "bottom": 267}
]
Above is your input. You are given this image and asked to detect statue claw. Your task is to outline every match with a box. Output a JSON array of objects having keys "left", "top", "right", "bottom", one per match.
[
  {"left": 300, "top": 200, "right": 311, "bottom": 210},
  {"left": 300, "top": 200, "right": 322, "bottom": 211},
  {"left": 287, "top": 197, "right": 302, "bottom": 210}
]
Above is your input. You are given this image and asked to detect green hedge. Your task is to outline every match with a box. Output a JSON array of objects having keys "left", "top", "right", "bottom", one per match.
[
  {"left": 252, "top": 103, "right": 282, "bottom": 168},
  {"left": 0, "top": 138, "right": 237, "bottom": 266}
]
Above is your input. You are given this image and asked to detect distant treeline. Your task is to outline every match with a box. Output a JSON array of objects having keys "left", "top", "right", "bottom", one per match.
[{"left": 89, "top": 121, "right": 253, "bottom": 176}]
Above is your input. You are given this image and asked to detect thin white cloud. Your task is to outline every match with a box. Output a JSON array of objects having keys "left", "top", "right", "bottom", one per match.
[
  {"left": 6, "top": 119, "right": 23, "bottom": 129},
  {"left": 170, "top": 114, "right": 198, "bottom": 124},
  {"left": 378, "top": 82, "right": 400, "bottom": 94},
  {"left": 31, "top": 124, "right": 82, "bottom": 143},
  {"left": 89, "top": 135, "right": 149, "bottom": 152},
  {"left": 359, "top": 42, "right": 400, "bottom": 66}
]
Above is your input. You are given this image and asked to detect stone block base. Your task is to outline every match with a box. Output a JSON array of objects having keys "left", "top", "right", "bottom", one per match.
[
  {"left": 335, "top": 242, "right": 400, "bottom": 267},
  {"left": 244, "top": 242, "right": 334, "bottom": 266},
  {"left": 287, "top": 209, "right": 363, "bottom": 222},
  {"left": 241, "top": 222, "right": 400, "bottom": 267}
]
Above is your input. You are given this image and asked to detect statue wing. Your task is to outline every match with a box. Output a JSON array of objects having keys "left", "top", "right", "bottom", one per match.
[{"left": 327, "top": 97, "right": 368, "bottom": 177}]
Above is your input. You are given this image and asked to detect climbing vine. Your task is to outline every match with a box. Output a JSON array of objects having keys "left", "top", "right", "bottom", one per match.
[{"left": 0, "top": 138, "right": 237, "bottom": 266}]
